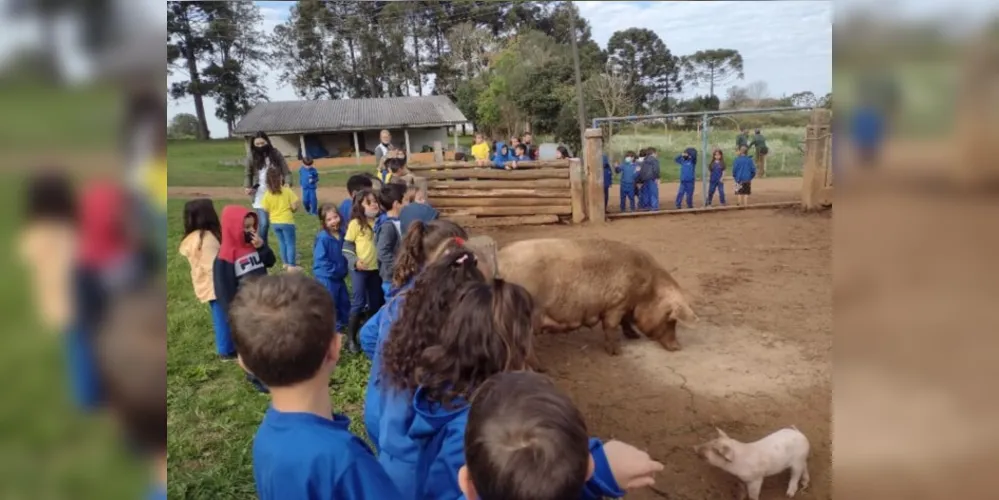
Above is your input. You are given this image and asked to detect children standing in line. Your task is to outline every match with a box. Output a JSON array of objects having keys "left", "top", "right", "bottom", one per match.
[
  {"left": 491, "top": 141, "right": 513, "bottom": 170},
  {"left": 471, "top": 133, "right": 490, "bottom": 166},
  {"left": 639, "top": 147, "right": 661, "bottom": 210},
  {"left": 179, "top": 199, "right": 234, "bottom": 358},
  {"left": 615, "top": 151, "right": 638, "bottom": 212},
  {"left": 339, "top": 175, "right": 374, "bottom": 237},
  {"left": 674, "top": 147, "right": 697, "bottom": 210},
  {"left": 261, "top": 167, "right": 301, "bottom": 271},
  {"left": 298, "top": 157, "right": 319, "bottom": 216},
  {"left": 228, "top": 274, "right": 403, "bottom": 500},
  {"left": 375, "top": 184, "right": 407, "bottom": 297},
  {"left": 707, "top": 149, "right": 727, "bottom": 207},
  {"left": 314, "top": 203, "right": 351, "bottom": 334},
  {"left": 732, "top": 145, "right": 758, "bottom": 206},
  {"left": 459, "top": 371, "right": 665, "bottom": 500},
  {"left": 343, "top": 189, "right": 384, "bottom": 353}
]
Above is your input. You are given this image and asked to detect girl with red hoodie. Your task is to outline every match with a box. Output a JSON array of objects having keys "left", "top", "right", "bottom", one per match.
[{"left": 213, "top": 205, "right": 277, "bottom": 392}]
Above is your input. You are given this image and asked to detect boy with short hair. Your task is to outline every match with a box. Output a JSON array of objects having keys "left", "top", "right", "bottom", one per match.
[
  {"left": 471, "top": 133, "right": 490, "bottom": 166},
  {"left": 399, "top": 177, "right": 438, "bottom": 237},
  {"left": 638, "top": 147, "right": 661, "bottom": 210},
  {"left": 230, "top": 274, "right": 402, "bottom": 499},
  {"left": 375, "top": 184, "right": 407, "bottom": 296},
  {"left": 299, "top": 156, "right": 319, "bottom": 216},
  {"left": 732, "top": 145, "right": 757, "bottom": 206},
  {"left": 339, "top": 175, "right": 374, "bottom": 237}
]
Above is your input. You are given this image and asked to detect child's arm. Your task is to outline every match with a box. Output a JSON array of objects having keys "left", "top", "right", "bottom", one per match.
[
  {"left": 257, "top": 242, "right": 278, "bottom": 269},
  {"left": 359, "top": 308, "right": 382, "bottom": 360},
  {"left": 581, "top": 438, "right": 627, "bottom": 499},
  {"left": 375, "top": 225, "right": 396, "bottom": 277},
  {"left": 748, "top": 158, "right": 757, "bottom": 179},
  {"left": 212, "top": 258, "right": 238, "bottom": 314},
  {"left": 289, "top": 190, "right": 300, "bottom": 212},
  {"left": 420, "top": 427, "right": 467, "bottom": 500},
  {"left": 334, "top": 442, "right": 406, "bottom": 499},
  {"left": 313, "top": 235, "right": 329, "bottom": 269},
  {"left": 675, "top": 155, "right": 684, "bottom": 164},
  {"left": 342, "top": 222, "right": 360, "bottom": 270}
]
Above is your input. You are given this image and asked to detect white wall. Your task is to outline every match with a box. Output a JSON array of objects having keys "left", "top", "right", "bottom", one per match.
[{"left": 264, "top": 127, "right": 449, "bottom": 158}]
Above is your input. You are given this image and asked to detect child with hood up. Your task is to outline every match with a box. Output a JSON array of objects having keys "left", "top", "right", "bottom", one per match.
[
  {"left": 491, "top": 141, "right": 514, "bottom": 170},
  {"left": 674, "top": 147, "right": 697, "bottom": 210}
]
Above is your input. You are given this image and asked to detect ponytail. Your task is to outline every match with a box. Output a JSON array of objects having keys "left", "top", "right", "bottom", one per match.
[{"left": 392, "top": 220, "right": 468, "bottom": 288}]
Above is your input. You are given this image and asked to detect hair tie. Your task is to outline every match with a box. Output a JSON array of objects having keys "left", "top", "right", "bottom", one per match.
[
  {"left": 454, "top": 237, "right": 465, "bottom": 246},
  {"left": 455, "top": 254, "right": 469, "bottom": 265}
]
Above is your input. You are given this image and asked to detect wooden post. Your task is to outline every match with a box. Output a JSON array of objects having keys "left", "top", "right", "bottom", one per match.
[
  {"left": 353, "top": 131, "right": 361, "bottom": 166},
  {"left": 801, "top": 109, "right": 832, "bottom": 210},
  {"left": 569, "top": 158, "right": 585, "bottom": 223},
  {"left": 583, "top": 128, "right": 606, "bottom": 223},
  {"left": 453, "top": 129, "right": 458, "bottom": 153},
  {"left": 299, "top": 134, "right": 306, "bottom": 158},
  {"left": 404, "top": 129, "right": 411, "bottom": 155},
  {"left": 433, "top": 141, "right": 443, "bottom": 163},
  {"left": 244, "top": 136, "right": 251, "bottom": 157}
]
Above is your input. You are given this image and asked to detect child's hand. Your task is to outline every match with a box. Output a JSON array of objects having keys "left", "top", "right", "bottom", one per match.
[
  {"left": 356, "top": 262, "right": 366, "bottom": 271},
  {"left": 602, "top": 440, "right": 664, "bottom": 490},
  {"left": 250, "top": 231, "right": 264, "bottom": 249}
]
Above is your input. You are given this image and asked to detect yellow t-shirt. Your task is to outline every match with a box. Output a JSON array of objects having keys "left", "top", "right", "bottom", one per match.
[
  {"left": 261, "top": 188, "right": 299, "bottom": 225},
  {"left": 345, "top": 219, "right": 378, "bottom": 270},
  {"left": 471, "top": 142, "right": 490, "bottom": 161}
]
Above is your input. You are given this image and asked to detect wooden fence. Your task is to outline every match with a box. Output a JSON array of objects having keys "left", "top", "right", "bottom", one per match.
[{"left": 802, "top": 109, "right": 833, "bottom": 209}]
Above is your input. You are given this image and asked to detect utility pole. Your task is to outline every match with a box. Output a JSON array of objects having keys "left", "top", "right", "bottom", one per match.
[{"left": 567, "top": 0, "right": 586, "bottom": 160}]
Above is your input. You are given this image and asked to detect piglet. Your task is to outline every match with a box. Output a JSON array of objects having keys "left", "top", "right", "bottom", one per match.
[{"left": 694, "top": 427, "right": 810, "bottom": 500}]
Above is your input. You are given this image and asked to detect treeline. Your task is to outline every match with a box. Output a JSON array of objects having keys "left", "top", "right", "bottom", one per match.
[{"left": 168, "top": 1, "right": 831, "bottom": 151}]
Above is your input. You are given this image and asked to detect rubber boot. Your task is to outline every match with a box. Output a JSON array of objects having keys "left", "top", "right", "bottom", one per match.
[{"left": 346, "top": 314, "right": 362, "bottom": 354}]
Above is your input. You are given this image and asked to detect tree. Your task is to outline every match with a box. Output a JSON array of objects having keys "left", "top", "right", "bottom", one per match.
[
  {"left": 200, "top": 2, "right": 268, "bottom": 136},
  {"left": 745, "top": 80, "right": 769, "bottom": 106},
  {"left": 585, "top": 72, "right": 633, "bottom": 118},
  {"left": 271, "top": 0, "right": 348, "bottom": 99},
  {"left": 168, "top": 1, "right": 212, "bottom": 139},
  {"left": 725, "top": 85, "right": 751, "bottom": 109},
  {"left": 790, "top": 91, "right": 818, "bottom": 107},
  {"left": 606, "top": 28, "right": 682, "bottom": 110},
  {"left": 681, "top": 49, "right": 744, "bottom": 98},
  {"left": 820, "top": 92, "right": 833, "bottom": 109},
  {"left": 168, "top": 113, "right": 201, "bottom": 139}
]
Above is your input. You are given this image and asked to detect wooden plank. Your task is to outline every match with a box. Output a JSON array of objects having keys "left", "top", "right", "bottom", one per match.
[
  {"left": 430, "top": 197, "right": 572, "bottom": 207},
  {"left": 408, "top": 160, "right": 570, "bottom": 171},
  {"left": 457, "top": 214, "right": 560, "bottom": 228},
  {"left": 428, "top": 179, "right": 569, "bottom": 189},
  {"left": 584, "top": 128, "right": 606, "bottom": 223},
  {"left": 569, "top": 158, "right": 585, "bottom": 223},
  {"left": 421, "top": 169, "right": 569, "bottom": 180},
  {"left": 433, "top": 141, "right": 443, "bottom": 163},
  {"left": 607, "top": 201, "right": 800, "bottom": 219},
  {"left": 427, "top": 188, "right": 570, "bottom": 198},
  {"left": 438, "top": 205, "right": 572, "bottom": 216}
]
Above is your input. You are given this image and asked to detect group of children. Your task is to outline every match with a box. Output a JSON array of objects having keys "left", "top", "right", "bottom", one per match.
[
  {"left": 604, "top": 144, "right": 759, "bottom": 212},
  {"left": 470, "top": 132, "right": 551, "bottom": 169}
]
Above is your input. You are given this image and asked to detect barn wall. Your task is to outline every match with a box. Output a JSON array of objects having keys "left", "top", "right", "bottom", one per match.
[{"left": 263, "top": 127, "right": 449, "bottom": 158}]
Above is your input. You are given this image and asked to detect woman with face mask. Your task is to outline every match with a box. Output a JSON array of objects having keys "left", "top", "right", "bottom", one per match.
[{"left": 244, "top": 131, "right": 292, "bottom": 244}]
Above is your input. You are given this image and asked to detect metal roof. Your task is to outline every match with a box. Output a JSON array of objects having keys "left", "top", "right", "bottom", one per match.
[{"left": 233, "top": 95, "right": 468, "bottom": 135}]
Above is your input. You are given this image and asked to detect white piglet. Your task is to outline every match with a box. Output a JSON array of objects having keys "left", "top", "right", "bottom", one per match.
[{"left": 694, "top": 426, "right": 810, "bottom": 499}]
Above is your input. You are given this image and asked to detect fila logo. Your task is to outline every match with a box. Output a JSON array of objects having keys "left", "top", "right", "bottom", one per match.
[{"left": 235, "top": 252, "right": 265, "bottom": 278}]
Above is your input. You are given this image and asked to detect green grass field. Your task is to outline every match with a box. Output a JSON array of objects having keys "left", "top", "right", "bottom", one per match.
[{"left": 166, "top": 198, "right": 372, "bottom": 498}]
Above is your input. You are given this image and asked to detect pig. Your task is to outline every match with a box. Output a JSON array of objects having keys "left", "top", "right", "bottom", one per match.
[
  {"left": 694, "top": 427, "right": 811, "bottom": 500},
  {"left": 496, "top": 238, "right": 697, "bottom": 355}
]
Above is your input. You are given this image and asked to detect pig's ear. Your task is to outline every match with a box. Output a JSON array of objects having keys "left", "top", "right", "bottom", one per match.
[
  {"left": 715, "top": 427, "right": 729, "bottom": 439},
  {"left": 717, "top": 443, "right": 735, "bottom": 462}
]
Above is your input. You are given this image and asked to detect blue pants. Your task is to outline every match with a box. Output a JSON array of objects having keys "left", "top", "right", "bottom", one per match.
[
  {"left": 349, "top": 269, "right": 384, "bottom": 316},
  {"left": 708, "top": 180, "right": 726, "bottom": 205},
  {"left": 604, "top": 185, "right": 610, "bottom": 211},
  {"left": 317, "top": 276, "right": 351, "bottom": 331},
  {"left": 255, "top": 208, "right": 270, "bottom": 245},
  {"left": 620, "top": 185, "right": 636, "bottom": 212},
  {"left": 636, "top": 184, "right": 645, "bottom": 209},
  {"left": 65, "top": 324, "right": 102, "bottom": 411},
  {"left": 209, "top": 300, "right": 235, "bottom": 356},
  {"left": 675, "top": 181, "right": 694, "bottom": 209},
  {"left": 643, "top": 181, "right": 660, "bottom": 210},
  {"left": 272, "top": 223, "right": 297, "bottom": 266},
  {"left": 302, "top": 188, "right": 318, "bottom": 215}
]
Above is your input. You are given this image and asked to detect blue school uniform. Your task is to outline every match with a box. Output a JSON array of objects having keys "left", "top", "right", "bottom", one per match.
[
  {"left": 615, "top": 159, "right": 637, "bottom": 212},
  {"left": 408, "top": 387, "right": 626, "bottom": 500},
  {"left": 253, "top": 407, "right": 402, "bottom": 500},
  {"left": 851, "top": 105, "right": 884, "bottom": 166},
  {"left": 732, "top": 155, "right": 757, "bottom": 185},
  {"left": 674, "top": 150, "right": 697, "bottom": 209},
  {"left": 399, "top": 202, "right": 439, "bottom": 237},
  {"left": 491, "top": 142, "right": 514, "bottom": 169},
  {"left": 602, "top": 154, "right": 612, "bottom": 211},
  {"left": 299, "top": 165, "right": 319, "bottom": 215},
  {"left": 337, "top": 198, "right": 352, "bottom": 237},
  {"left": 708, "top": 159, "right": 727, "bottom": 206},
  {"left": 313, "top": 230, "right": 350, "bottom": 332},
  {"left": 639, "top": 156, "right": 661, "bottom": 210}
]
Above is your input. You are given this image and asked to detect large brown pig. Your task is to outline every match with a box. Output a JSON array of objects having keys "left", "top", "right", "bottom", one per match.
[{"left": 496, "top": 238, "right": 698, "bottom": 355}]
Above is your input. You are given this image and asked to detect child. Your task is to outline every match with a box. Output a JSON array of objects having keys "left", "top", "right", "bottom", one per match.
[
  {"left": 375, "top": 184, "right": 407, "bottom": 297},
  {"left": 555, "top": 145, "right": 570, "bottom": 159},
  {"left": 635, "top": 149, "right": 647, "bottom": 210},
  {"left": 674, "top": 147, "right": 697, "bottom": 210},
  {"left": 213, "top": 205, "right": 277, "bottom": 392},
  {"left": 179, "top": 198, "right": 234, "bottom": 359},
  {"left": 298, "top": 156, "right": 319, "bottom": 216},
  {"left": 339, "top": 174, "right": 374, "bottom": 237},
  {"left": 343, "top": 188, "right": 384, "bottom": 353},
  {"left": 513, "top": 144, "right": 531, "bottom": 162},
  {"left": 395, "top": 273, "right": 662, "bottom": 499},
  {"left": 707, "top": 149, "right": 727, "bottom": 207},
  {"left": 470, "top": 133, "right": 490, "bottom": 166},
  {"left": 732, "top": 145, "right": 758, "bottom": 206},
  {"left": 314, "top": 203, "right": 351, "bottom": 334},
  {"left": 614, "top": 151, "right": 637, "bottom": 212},
  {"left": 261, "top": 167, "right": 301, "bottom": 271},
  {"left": 228, "top": 274, "right": 402, "bottom": 499},
  {"left": 602, "top": 153, "right": 612, "bottom": 211},
  {"left": 399, "top": 178, "right": 439, "bottom": 237},
  {"left": 639, "top": 147, "right": 661, "bottom": 210},
  {"left": 491, "top": 141, "right": 513, "bottom": 170},
  {"left": 459, "top": 371, "right": 665, "bottom": 500},
  {"left": 749, "top": 129, "right": 768, "bottom": 177}
]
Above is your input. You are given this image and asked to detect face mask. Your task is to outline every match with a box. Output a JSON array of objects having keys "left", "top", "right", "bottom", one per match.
[{"left": 365, "top": 209, "right": 379, "bottom": 218}]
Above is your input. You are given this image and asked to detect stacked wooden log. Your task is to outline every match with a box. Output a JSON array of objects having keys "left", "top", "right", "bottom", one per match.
[{"left": 407, "top": 159, "right": 578, "bottom": 227}]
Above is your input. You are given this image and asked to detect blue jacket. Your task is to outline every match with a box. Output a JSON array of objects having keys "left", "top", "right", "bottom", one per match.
[
  {"left": 675, "top": 153, "right": 697, "bottom": 182},
  {"left": 732, "top": 155, "right": 757, "bottom": 183},
  {"left": 337, "top": 198, "right": 352, "bottom": 237},
  {"left": 709, "top": 160, "right": 725, "bottom": 183},
  {"left": 408, "top": 386, "right": 626, "bottom": 500},
  {"left": 602, "top": 154, "right": 612, "bottom": 188},
  {"left": 299, "top": 165, "right": 319, "bottom": 190},
  {"left": 253, "top": 408, "right": 402, "bottom": 500},
  {"left": 615, "top": 159, "right": 638, "bottom": 186},
  {"left": 313, "top": 230, "right": 348, "bottom": 280},
  {"left": 851, "top": 106, "right": 884, "bottom": 148},
  {"left": 399, "top": 202, "right": 439, "bottom": 237},
  {"left": 491, "top": 142, "right": 513, "bottom": 169}
]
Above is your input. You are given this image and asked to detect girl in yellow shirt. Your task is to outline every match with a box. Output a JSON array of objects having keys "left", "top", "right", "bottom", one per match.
[
  {"left": 178, "top": 199, "right": 235, "bottom": 358},
  {"left": 342, "top": 188, "right": 384, "bottom": 353},
  {"left": 261, "top": 168, "right": 301, "bottom": 271}
]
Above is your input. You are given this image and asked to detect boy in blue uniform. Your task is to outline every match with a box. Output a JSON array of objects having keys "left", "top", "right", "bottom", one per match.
[
  {"left": 339, "top": 175, "right": 374, "bottom": 237},
  {"left": 602, "top": 153, "right": 612, "bottom": 211},
  {"left": 638, "top": 148, "right": 661, "bottom": 210},
  {"left": 299, "top": 157, "right": 319, "bottom": 215},
  {"left": 230, "top": 274, "right": 402, "bottom": 500},
  {"left": 614, "top": 151, "right": 637, "bottom": 212},
  {"left": 732, "top": 145, "right": 757, "bottom": 206},
  {"left": 674, "top": 147, "right": 697, "bottom": 209}
]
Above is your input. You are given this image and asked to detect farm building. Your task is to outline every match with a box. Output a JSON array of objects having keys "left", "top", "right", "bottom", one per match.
[{"left": 232, "top": 95, "right": 468, "bottom": 161}]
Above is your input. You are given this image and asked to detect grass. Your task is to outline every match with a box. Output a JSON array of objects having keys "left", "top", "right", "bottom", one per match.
[{"left": 167, "top": 198, "right": 372, "bottom": 498}]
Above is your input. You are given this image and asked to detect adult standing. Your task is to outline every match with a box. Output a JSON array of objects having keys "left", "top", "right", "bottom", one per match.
[
  {"left": 735, "top": 128, "right": 749, "bottom": 153},
  {"left": 244, "top": 131, "right": 291, "bottom": 244},
  {"left": 749, "top": 128, "right": 769, "bottom": 177},
  {"left": 521, "top": 132, "right": 539, "bottom": 160},
  {"left": 374, "top": 130, "right": 393, "bottom": 170}
]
